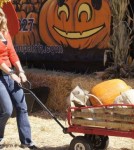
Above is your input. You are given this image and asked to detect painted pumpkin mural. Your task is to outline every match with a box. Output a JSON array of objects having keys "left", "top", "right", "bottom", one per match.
[
  {"left": 39, "top": 0, "right": 111, "bottom": 49},
  {"left": 11, "top": 0, "right": 113, "bottom": 72}
]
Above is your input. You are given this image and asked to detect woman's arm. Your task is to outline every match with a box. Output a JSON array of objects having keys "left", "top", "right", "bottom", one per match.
[
  {"left": 0, "top": 62, "right": 12, "bottom": 74},
  {"left": 7, "top": 33, "right": 27, "bottom": 82},
  {"left": 0, "top": 62, "right": 21, "bottom": 83},
  {"left": 13, "top": 61, "right": 27, "bottom": 83},
  {"left": 13, "top": 61, "right": 25, "bottom": 73}
]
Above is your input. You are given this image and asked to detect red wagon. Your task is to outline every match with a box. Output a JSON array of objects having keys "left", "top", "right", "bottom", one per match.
[
  {"left": 21, "top": 82, "right": 134, "bottom": 150},
  {"left": 66, "top": 104, "right": 134, "bottom": 150}
]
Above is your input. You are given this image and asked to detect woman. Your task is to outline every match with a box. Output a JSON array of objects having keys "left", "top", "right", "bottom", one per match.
[{"left": 0, "top": 8, "right": 37, "bottom": 149}]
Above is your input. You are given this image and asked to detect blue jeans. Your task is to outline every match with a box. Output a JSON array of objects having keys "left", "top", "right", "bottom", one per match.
[{"left": 0, "top": 74, "right": 33, "bottom": 145}]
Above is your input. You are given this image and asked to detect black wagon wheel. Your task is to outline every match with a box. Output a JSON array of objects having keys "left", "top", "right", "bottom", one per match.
[
  {"left": 85, "top": 135, "right": 109, "bottom": 150},
  {"left": 69, "top": 136, "right": 93, "bottom": 150}
]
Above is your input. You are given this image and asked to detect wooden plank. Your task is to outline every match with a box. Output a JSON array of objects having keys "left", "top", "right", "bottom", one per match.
[
  {"left": 84, "top": 107, "right": 134, "bottom": 115},
  {"left": 72, "top": 111, "right": 134, "bottom": 123},
  {"left": 72, "top": 118, "right": 134, "bottom": 131}
]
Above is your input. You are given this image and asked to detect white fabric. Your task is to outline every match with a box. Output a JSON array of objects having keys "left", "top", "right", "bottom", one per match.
[
  {"left": 70, "top": 86, "right": 90, "bottom": 106},
  {"left": 114, "top": 89, "right": 134, "bottom": 104}
]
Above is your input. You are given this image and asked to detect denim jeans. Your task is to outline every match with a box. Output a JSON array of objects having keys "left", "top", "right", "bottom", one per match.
[{"left": 0, "top": 74, "right": 33, "bottom": 145}]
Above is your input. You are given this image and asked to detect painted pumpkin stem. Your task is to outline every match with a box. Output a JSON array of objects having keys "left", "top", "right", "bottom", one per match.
[
  {"left": 91, "top": 0, "right": 102, "bottom": 10},
  {"left": 57, "top": 0, "right": 65, "bottom": 7}
]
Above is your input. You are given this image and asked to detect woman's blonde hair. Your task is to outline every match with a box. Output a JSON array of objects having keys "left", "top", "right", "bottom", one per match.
[{"left": 0, "top": 8, "right": 8, "bottom": 33}]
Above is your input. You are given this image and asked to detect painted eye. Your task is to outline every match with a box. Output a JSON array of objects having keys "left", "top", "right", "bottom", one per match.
[
  {"left": 78, "top": 3, "right": 92, "bottom": 22},
  {"left": 57, "top": 4, "right": 69, "bottom": 21}
]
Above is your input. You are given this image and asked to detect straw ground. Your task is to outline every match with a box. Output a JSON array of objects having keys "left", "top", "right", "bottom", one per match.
[{"left": 1, "top": 69, "right": 134, "bottom": 149}]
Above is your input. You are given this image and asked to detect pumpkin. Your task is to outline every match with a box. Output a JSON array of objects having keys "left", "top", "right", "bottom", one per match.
[
  {"left": 39, "top": 0, "right": 111, "bottom": 49},
  {"left": 13, "top": 3, "right": 21, "bottom": 10},
  {"left": 90, "top": 79, "right": 131, "bottom": 106},
  {"left": 21, "top": 3, "right": 34, "bottom": 14},
  {"left": 12, "top": 0, "right": 41, "bottom": 45},
  {"left": 31, "top": 0, "right": 38, "bottom": 3},
  {"left": 34, "top": 2, "right": 42, "bottom": 11},
  {"left": 31, "top": 0, "right": 43, "bottom": 4},
  {"left": 13, "top": 24, "right": 40, "bottom": 45},
  {"left": 27, "top": 11, "right": 38, "bottom": 24},
  {"left": 20, "top": 0, "right": 27, "bottom": 5},
  {"left": 12, "top": 32, "right": 25, "bottom": 45}
]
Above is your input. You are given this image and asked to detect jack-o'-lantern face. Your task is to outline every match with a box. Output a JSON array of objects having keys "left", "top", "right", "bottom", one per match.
[{"left": 39, "top": 0, "right": 111, "bottom": 49}]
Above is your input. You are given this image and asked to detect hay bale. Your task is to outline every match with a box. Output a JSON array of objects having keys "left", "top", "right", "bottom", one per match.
[
  {"left": 25, "top": 69, "right": 103, "bottom": 112},
  {"left": 71, "top": 75, "right": 102, "bottom": 94},
  {"left": 122, "top": 79, "right": 134, "bottom": 88},
  {"left": 25, "top": 69, "right": 134, "bottom": 112},
  {"left": 26, "top": 69, "right": 75, "bottom": 112}
]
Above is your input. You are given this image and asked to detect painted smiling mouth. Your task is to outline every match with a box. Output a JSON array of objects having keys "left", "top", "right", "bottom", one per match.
[{"left": 53, "top": 24, "right": 105, "bottom": 39}]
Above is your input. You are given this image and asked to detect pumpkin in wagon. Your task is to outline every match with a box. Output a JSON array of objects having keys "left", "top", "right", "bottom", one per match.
[
  {"left": 90, "top": 79, "right": 131, "bottom": 106},
  {"left": 39, "top": 0, "right": 111, "bottom": 49}
]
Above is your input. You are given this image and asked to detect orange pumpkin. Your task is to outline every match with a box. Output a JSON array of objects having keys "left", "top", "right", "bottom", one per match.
[
  {"left": 21, "top": 3, "right": 34, "bottom": 14},
  {"left": 13, "top": 24, "right": 40, "bottom": 45},
  {"left": 39, "top": 0, "right": 111, "bottom": 49},
  {"left": 20, "top": 0, "right": 27, "bottom": 5},
  {"left": 31, "top": 0, "right": 38, "bottom": 3},
  {"left": 27, "top": 10, "right": 38, "bottom": 24},
  {"left": 31, "top": 0, "right": 42, "bottom": 3},
  {"left": 34, "top": 2, "right": 42, "bottom": 11},
  {"left": 90, "top": 79, "right": 131, "bottom": 106},
  {"left": 16, "top": 8, "right": 26, "bottom": 19}
]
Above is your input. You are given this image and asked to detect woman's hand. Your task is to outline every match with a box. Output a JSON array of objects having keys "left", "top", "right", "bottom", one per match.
[
  {"left": 10, "top": 73, "right": 21, "bottom": 83},
  {"left": 19, "top": 72, "right": 27, "bottom": 83}
]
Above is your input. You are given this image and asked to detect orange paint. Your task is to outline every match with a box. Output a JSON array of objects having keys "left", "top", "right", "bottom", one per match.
[{"left": 39, "top": 0, "right": 111, "bottom": 49}]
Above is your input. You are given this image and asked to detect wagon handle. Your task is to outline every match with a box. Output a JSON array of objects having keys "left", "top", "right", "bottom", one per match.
[
  {"left": 19, "top": 81, "right": 75, "bottom": 138},
  {"left": 19, "top": 80, "right": 32, "bottom": 90}
]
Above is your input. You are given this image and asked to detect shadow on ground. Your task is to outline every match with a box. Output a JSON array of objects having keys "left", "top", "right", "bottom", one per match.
[
  {"left": 39, "top": 146, "right": 132, "bottom": 150},
  {"left": 40, "top": 145, "right": 69, "bottom": 150}
]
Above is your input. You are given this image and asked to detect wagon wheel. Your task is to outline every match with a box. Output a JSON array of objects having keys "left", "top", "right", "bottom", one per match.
[
  {"left": 85, "top": 135, "right": 109, "bottom": 150},
  {"left": 69, "top": 136, "right": 93, "bottom": 150}
]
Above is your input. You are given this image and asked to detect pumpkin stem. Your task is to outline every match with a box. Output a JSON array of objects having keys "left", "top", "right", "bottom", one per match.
[
  {"left": 91, "top": 0, "right": 102, "bottom": 10},
  {"left": 57, "top": 0, "right": 65, "bottom": 7}
]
